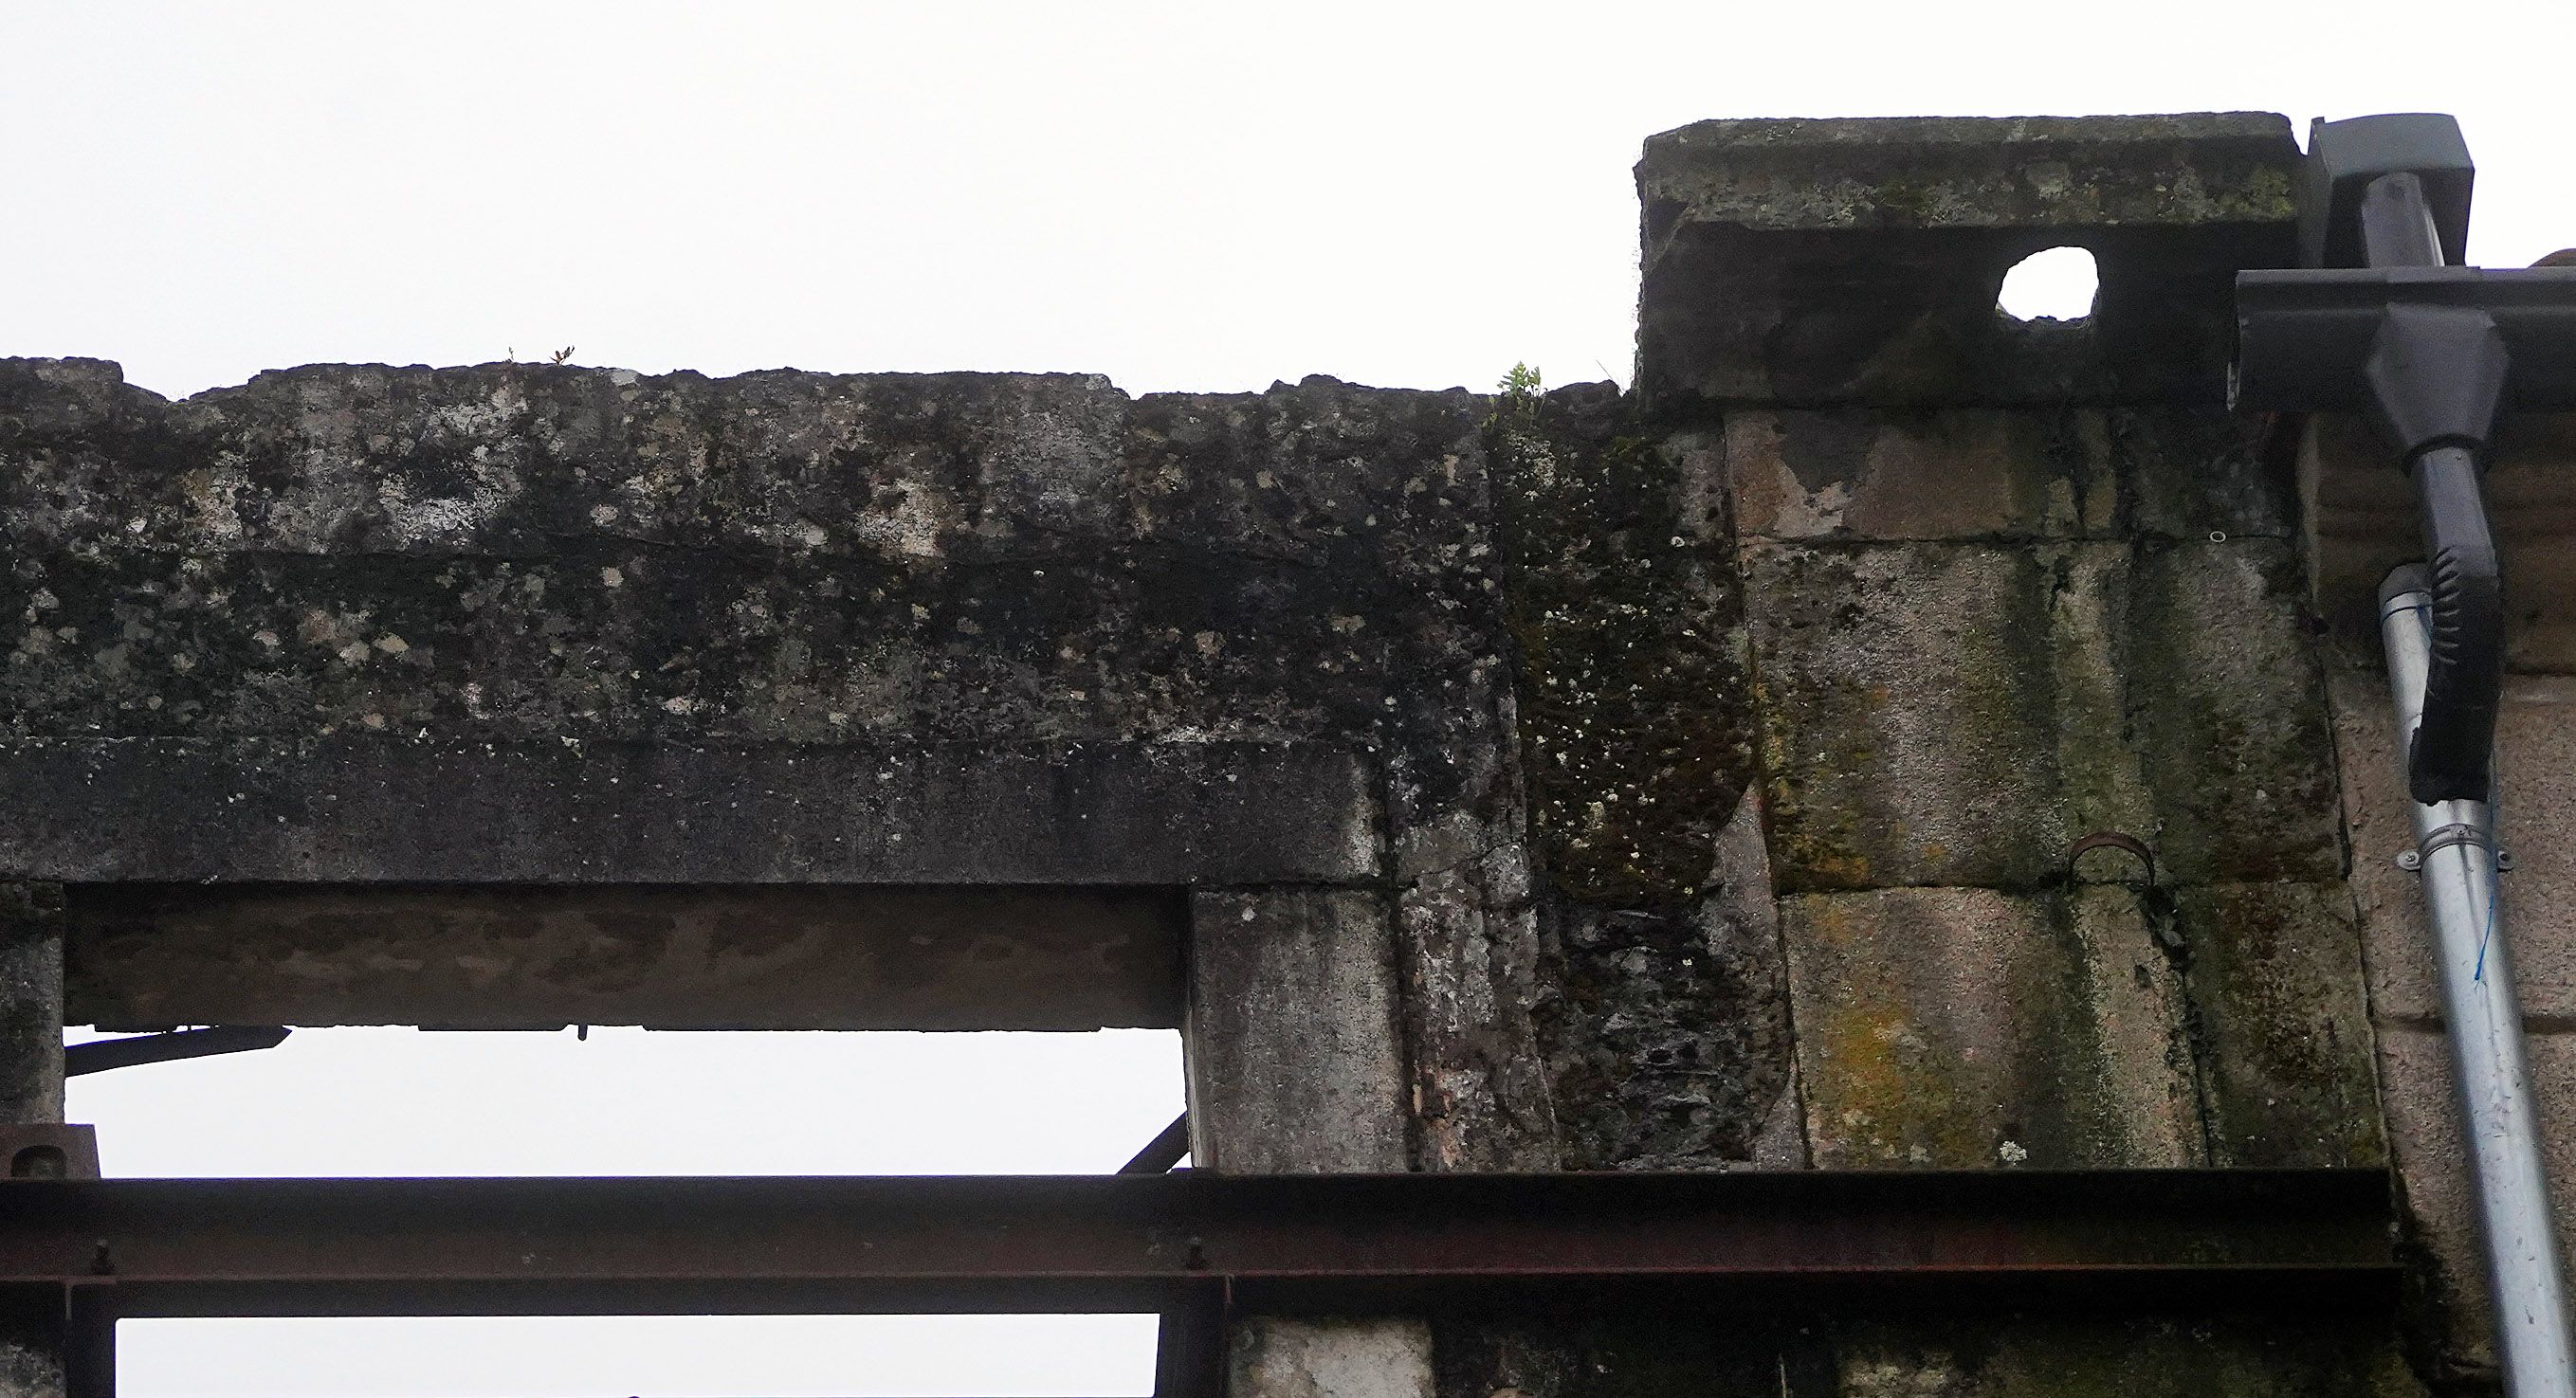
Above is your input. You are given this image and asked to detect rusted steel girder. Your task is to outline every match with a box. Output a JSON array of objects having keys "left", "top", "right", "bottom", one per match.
[{"left": 0, "top": 1168, "right": 2396, "bottom": 1321}]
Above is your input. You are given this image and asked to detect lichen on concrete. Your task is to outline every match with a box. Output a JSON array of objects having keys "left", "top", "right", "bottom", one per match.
[
  {"left": 1482, "top": 380, "right": 1791, "bottom": 1171},
  {"left": 1488, "top": 381, "right": 1752, "bottom": 908},
  {"left": 2, "top": 359, "right": 1501, "bottom": 753}
]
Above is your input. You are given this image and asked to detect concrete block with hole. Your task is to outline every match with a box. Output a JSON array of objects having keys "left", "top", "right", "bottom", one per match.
[{"left": 1635, "top": 113, "right": 2301, "bottom": 410}]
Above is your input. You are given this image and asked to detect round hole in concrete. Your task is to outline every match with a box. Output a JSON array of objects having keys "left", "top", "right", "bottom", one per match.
[{"left": 1997, "top": 245, "right": 2099, "bottom": 322}]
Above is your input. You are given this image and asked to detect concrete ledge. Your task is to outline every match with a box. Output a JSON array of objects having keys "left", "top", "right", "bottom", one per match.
[
  {"left": 1638, "top": 114, "right": 2300, "bottom": 233},
  {"left": 0, "top": 737, "right": 1380, "bottom": 885}
]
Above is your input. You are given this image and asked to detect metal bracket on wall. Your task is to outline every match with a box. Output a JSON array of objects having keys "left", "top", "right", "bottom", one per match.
[{"left": 64, "top": 1026, "right": 290, "bottom": 1078}]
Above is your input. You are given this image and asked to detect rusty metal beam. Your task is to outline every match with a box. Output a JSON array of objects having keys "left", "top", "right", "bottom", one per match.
[{"left": 0, "top": 1168, "right": 2396, "bottom": 1322}]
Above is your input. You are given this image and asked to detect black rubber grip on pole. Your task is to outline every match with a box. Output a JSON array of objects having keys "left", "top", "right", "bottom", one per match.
[{"left": 2407, "top": 445, "right": 2504, "bottom": 803}]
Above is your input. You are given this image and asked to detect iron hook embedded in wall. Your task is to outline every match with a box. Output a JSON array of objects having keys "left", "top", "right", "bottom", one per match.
[{"left": 2064, "top": 830, "right": 2157, "bottom": 884}]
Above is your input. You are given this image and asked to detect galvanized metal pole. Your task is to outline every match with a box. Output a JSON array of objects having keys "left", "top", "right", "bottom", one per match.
[{"left": 2383, "top": 566, "right": 2576, "bottom": 1398}]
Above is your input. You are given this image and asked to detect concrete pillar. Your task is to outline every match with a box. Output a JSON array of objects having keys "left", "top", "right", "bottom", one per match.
[
  {"left": 1186, "top": 888, "right": 1432, "bottom": 1398},
  {"left": 0, "top": 883, "right": 66, "bottom": 1398}
]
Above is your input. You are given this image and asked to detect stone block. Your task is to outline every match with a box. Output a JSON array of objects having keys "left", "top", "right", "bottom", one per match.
[
  {"left": 1753, "top": 536, "right": 2343, "bottom": 891},
  {"left": 1720, "top": 406, "right": 2287, "bottom": 548},
  {"left": 1782, "top": 885, "right": 2198, "bottom": 1168},
  {"left": 1539, "top": 794, "right": 1795, "bottom": 1170},
  {"left": 1191, "top": 888, "right": 1429, "bottom": 1398},
  {"left": 0, "top": 883, "right": 63, "bottom": 1125},
  {"left": 1232, "top": 1317, "right": 1433, "bottom": 1398},
  {"left": 2375, "top": 1026, "right": 2576, "bottom": 1381},
  {"left": 2122, "top": 539, "right": 2345, "bottom": 885},
  {"left": 1752, "top": 536, "right": 2340, "bottom": 894},
  {"left": 1495, "top": 405, "right": 1754, "bottom": 909},
  {"left": 1433, "top": 1316, "right": 1798, "bottom": 1398},
  {"left": 2109, "top": 405, "right": 2295, "bottom": 541},
  {"left": 1748, "top": 541, "right": 2079, "bottom": 892},
  {"left": 2334, "top": 670, "right": 2576, "bottom": 1025},
  {"left": 2172, "top": 881, "right": 2384, "bottom": 1166},
  {"left": 0, "top": 882, "right": 63, "bottom": 1398},
  {"left": 1397, "top": 833, "right": 1561, "bottom": 1173},
  {"left": 1636, "top": 115, "right": 2299, "bottom": 410},
  {"left": 1187, "top": 889, "right": 1407, "bottom": 1174},
  {"left": 1722, "top": 409, "right": 2102, "bottom": 541}
]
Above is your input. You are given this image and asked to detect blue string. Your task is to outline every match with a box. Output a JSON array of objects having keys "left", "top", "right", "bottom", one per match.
[{"left": 2476, "top": 879, "right": 2497, "bottom": 983}]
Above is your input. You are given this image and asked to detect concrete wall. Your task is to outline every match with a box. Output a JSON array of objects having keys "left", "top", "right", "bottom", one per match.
[{"left": 0, "top": 110, "right": 2486, "bottom": 1397}]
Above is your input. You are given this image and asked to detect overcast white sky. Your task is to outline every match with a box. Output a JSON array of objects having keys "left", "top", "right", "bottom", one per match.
[
  {"left": 67, "top": 1026, "right": 1182, "bottom": 1397},
  {"left": 7, "top": 1, "right": 2573, "bottom": 404},
  {"left": 9, "top": 0, "right": 2574, "bottom": 1393}
]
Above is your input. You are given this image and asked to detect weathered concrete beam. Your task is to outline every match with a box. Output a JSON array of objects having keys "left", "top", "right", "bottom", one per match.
[
  {"left": 65, "top": 883, "right": 1185, "bottom": 1031},
  {"left": 0, "top": 737, "right": 1377, "bottom": 887}
]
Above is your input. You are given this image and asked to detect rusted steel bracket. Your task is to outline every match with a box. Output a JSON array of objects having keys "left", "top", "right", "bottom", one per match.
[
  {"left": 64, "top": 1027, "right": 289, "bottom": 1078},
  {"left": 1120, "top": 1112, "right": 1193, "bottom": 1175},
  {"left": 0, "top": 1168, "right": 2400, "bottom": 1398},
  {"left": 0, "top": 1168, "right": 2398, "bottom": 1315}
]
